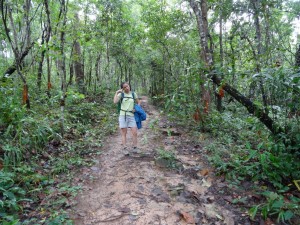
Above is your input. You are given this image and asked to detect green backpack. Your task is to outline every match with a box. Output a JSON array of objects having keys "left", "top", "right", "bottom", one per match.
[{"left": 117, "top": 92, "right": 136, "bottom": 114}]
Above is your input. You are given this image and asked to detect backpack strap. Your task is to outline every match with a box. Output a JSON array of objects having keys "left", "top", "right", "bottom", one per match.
[
  {"left": 120, "top": 92, "right": 125, "bottom": 104},
  {"left": 120, "top": 92, "right": 136, "bottom": 120},
  {"left": 121, "top": 92, "right": 135, "bottom": 103}
]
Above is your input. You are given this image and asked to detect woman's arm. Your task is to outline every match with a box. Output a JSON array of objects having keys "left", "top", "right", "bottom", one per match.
[{"left": 113, "top": 90, "right": 122, "bottom": 104}]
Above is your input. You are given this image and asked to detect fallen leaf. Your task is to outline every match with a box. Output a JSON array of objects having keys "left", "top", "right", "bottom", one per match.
[
  {"left": 202, "top": 178, "right": 212, "bottom": 187},
  {"left": 223, "top": 196, "right": 233, "bottom": 203},
  {"left": 78, "top": 212, "right": 86, "bottom": 217},
  {"left": 200, "top": 168, "right": 209, "bottom": 176},
  {"left": 178, "top": 211, "right": 196, "bottom": 224},
  {"left": 203, "top": 204, "right": 223, "bottom": 219},
  {"left": 131, "top": 211, "right": 139, "bottom": 216},
  {"left": 264, "top": 218, "right": 275, "bottom": 225},
  {"left": 206, "top": 196, "right": 215, "bottom": 203},
  {"left": 216, "top": 213, "right": 223, "bottom": 220},
  {"left": 199, "top": 134, "right": 205, "bottom": 141}
]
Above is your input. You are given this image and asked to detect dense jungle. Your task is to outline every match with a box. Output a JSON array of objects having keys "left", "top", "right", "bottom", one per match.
[{"left": 0, "top": 0, "right": 300, "bottom": 224}]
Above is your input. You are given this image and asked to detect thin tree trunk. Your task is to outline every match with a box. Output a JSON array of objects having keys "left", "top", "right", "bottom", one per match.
[
  {"left": 117, "top": 59, "right": 123, "bottom": 84},
  {"left": 1, "top": 0, "right": 30, "bottom": 108},
  {"left": 46, "top": 53, "right": 51, "bottom": 98},
  {"left": 37, "top": 0, "right": 52, "bottom": 91},
  {"left": 128, "top": 64, "right": 132, "bottom": 86},
  {"left": 37, "top": 30, "right": 46, "bottom": 91},
  {"left": 95, "top": 53, "right": 101, "bottom": 83},
  {"left": 124, "top": 64, "right": 128, "bottom": 81},
  {"left": 264, "top": 4, "right": 271, "bottom": 64},
  {"left": 295, "top": 44, "right": 300, "bottom": 68},
  {"left": 73, "top": 13, "right": 85, "bottom": 93},
  {"left": 69, "top": 63, "right": 74, "bottom": 86},
  {"left": 216, "top": 14, "right": 223, "bottom": 112},
  {"left": 252, "top": 0, "right": 268, "bottom": 114},
  {"left": 23, "top": 0, "right": 31, "bottom": 51},
  {"left": 88, "top": 57, "right": 92, "bottom": 88},
  {"left": 59, "top": 0, "right": 68, "bottom": 136},
  {"left": 188, "top": 0, "right": 212, "bottom": 114},
  {"left": 229, "top": 35, "right": 236, "bottom": 84},
  {"left": 290, "top": 45, "right": 300, "bottom": 116}
]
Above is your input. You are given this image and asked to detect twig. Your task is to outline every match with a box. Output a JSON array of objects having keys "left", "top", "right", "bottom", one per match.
[{"left": 93, "top": 213, "right": 131, "bottom": 223}]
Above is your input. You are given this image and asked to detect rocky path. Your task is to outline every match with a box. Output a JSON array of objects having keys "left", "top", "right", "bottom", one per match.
[{"left": 69, "top": 97, "right": 247, "bottom": 225}]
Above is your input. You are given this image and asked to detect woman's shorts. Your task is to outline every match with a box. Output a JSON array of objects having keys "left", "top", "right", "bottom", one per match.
[{"left": 119, "top": 115, "right": 137, "bottom": 128}]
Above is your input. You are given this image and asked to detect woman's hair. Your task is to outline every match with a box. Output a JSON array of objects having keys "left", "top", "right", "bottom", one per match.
[{"left": 120, "top": 82, "right": 128, "bottom": 89}]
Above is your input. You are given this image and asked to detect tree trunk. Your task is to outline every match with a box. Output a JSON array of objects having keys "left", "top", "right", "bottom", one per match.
[
  {"left": 229, "top": 35, "right": 236, "bottom": 84},
  {"left": 251, "top": 0, "right": 268, "bottom": 114},
  {"left": 43, "top": 0, "right": 52, "bottom": 97},
  {"left": 95, "top": 53, "right": 101, "bottom": 83},
  {"left": 73, "top": 13, "right": 85, "bottom": 93},
  {"left": 188, "top": 0, "right": 212, "bottom": 114},
  {"left": 37, "top": 31, "right": 46, "bottom": 91},
  {"left": 1, "top": 0, "right": 31, "bottom": 108},
  {"left": 290, "top": 45, "right": 300, "bottom": 116},
  {"left": 295, "top": 44, "right": 300, "bottom": 68},
  {"left": 37, "top": 0, "right": 52, "bottom": 91},
  {"left": 59, "top": 0, "right": 68, "bottom": 137},
  {"left": 117, "top": 59, "right": 123, "bottom": 84},
  {"left": 189, "top": 0, "right": 212, "bottom": 66},
  {"left": 46, "top": 53, "right": 51, "bottom": 98},
  {"left": 87, "top": 56, "right": 92, "bottom": 89},
  {"left": 74, "top": 40, "right": 85, "bottom": 93},
  {"left": 69, "top": 63, "right": 74, "bottom": 86},
  {"left": 216, "top": 14, "right": 223, "bottom": 112}
]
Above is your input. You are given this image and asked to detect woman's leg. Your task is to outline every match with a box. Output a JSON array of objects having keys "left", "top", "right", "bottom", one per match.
[
  {"left": 131, "top": 127, "right": 138, "bottom": 147},
  {"left": 120, "top": 128, "right": 127, "bottom": 146}
]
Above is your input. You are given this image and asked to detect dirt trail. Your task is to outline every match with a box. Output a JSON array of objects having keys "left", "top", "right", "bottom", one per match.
[{"left": 69, "top": 97, "right": 244, "bottom": 225}]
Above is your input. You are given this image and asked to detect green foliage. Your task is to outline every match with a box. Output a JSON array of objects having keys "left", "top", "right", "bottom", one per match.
[
  {"left": 155, "top": 148, "right": 178, "bottom": 169},
  {"left": 67, "top": 102, "right": 99, "bottom": 125},
  {"left": 50, "top": 155, "right": 86, "bottom": 174},
  {"left": 0, "top": 86, "right": 57, "bottom": 154},
  {"left": 203, "top": 105, "right": 300, "bottom": 188},
  {"left": 46, "top": 212, "right": 73, "bottom": 225},
  {"left": 0, "top": 86, "right": 26, "bottom": 127},
  {"left": 156, "top": 148, "right": 176, "bottom": 160},
  {"left": 2, "top": 115, "right": 57, "bottom": 153},
  {"left": 0, "top": 90, "right": 116, "bottom": 223},
  {"left": 148, "top": 118, "right": 159, "bottom": 131},
  {"left": 198, "top": 107, "right": 300, "bottom": 222},
  {"left": 0, "top": 171, "right": 29, "bottom": 223},
  {"left": 249, "top": 191, "right": 300, "bottom": 223},
  {"left": 2, "top": 145, "right": 22, "bottom": 168},
  {"left": 207, "top": 138, "right": 300, "bottom": 189}
]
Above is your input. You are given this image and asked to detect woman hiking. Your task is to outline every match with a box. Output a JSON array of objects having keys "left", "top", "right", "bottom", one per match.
[{"left": 113, "top": 82, "right": 140, "bottom": 152}]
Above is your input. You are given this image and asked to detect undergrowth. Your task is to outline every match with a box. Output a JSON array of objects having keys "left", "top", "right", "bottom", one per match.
[
  {"left": 162, "top": 96, "right": 300, "bottom": 224},
  {"left": 205, "top": 110, "right": 300, "bottom": 224},
  {"left": 0, "top": 90, "right": 117, "bottom": 224}
]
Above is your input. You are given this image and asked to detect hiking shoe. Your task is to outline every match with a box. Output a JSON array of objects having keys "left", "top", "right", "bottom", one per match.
[
  {"left": 121, "top": 145, "right": 130, "bottom": 156},
  {"left": 131, "top": 147, "right": 141, "bottom": 154}
]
